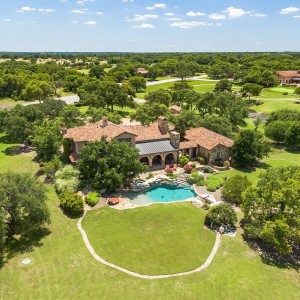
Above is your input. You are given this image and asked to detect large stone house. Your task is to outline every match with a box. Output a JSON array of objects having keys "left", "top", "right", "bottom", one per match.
[
  {"left": 276, "top": 70, "right": 300, "bottom": 85},
  {"left": 63, "top": 116, "right": 233, "bottom": 168}
]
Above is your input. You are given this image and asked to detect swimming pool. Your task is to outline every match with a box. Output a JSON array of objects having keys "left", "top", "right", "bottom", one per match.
[{"left": 127, "top": 184, "right": 197, "bottom": 206}]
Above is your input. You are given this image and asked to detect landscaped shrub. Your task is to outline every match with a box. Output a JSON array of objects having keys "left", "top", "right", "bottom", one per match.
[
  {"left": 198, "top": 156, "right": 206, "bottom": 165},
  {"left": 85, "top": 191, "right": 100, "bottom": 207},
  {"left": 55, "top": 165, "right": 80, "bottom": 194},
  {"left": 188, "top": 171, "right": 205, "bottom": 186},
  {"left": 223, "top": 160, "right": 230, "bottom": 168},
  {"left": 184, "top": 163, "right": 192, "bottom": 174},
  {"left": 202, "top": 203, "right": 210, "bottom": 210},
  {"left": 59, "top": 192, "right": 84, "bottom": 216},
  {"left": 55, "top": 165, "right": 80, "bottom": 179},
  {"left": 42, "top": 156, "right": 63, "bottom": 179},
  {"left": 191, "top": 163, "right": 196, "bottom": 168},
  {"left": 282, "top": 92, "right": 288, "bottom": 95},
  {"left": 145, "top": 173, "right": 154, "bottom": 180},
  {"left": 203, "top": 167, "right": 213, "bottom": 173},
  {"left": 167, "top": 173, "right": 177, "bottom": 179},
  {"left": 55, "top": 177, "right": 80, "bottom": 194},
  {"left": 205, "top": 174, "right": 224, "bottom": 192},
  {"left": 179, "top": 156, "right": 189, "bottom": 166},
  {"left": 205, "top": 203, "right": 237, "bottom": 228}
]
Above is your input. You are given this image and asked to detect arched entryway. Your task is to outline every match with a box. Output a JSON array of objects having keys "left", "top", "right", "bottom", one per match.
[
  {"left": 152, "top": 155, "right": 162, "bottom": 167},
  {"left": 140, "top": 157, "right": 149, "bottom": 166},
  {"left": 165, "top": 153, "right": 174, "bottom": 165}
]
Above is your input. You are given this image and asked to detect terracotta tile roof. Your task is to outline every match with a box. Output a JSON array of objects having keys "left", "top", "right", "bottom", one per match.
[
  {"left": 137, "top": 68, "right": 149, "bottom": 75},
  {"left": 276, "top": 70, "right": 300, "bottom": 78},
  {"left": 182, "top": 127, "right": 233, "bottom": 150},
  {"left": 180, "top": 141, "right": 198, "bottom": 149},
  {"left": 170, "top": 105, "right": 182, "bottom": 113},
  {"left": 124, "top": 122, "right": 174, "bottom": 142},
  {"left": 64, "top": 121, "right": 136, "bottom": 142}
]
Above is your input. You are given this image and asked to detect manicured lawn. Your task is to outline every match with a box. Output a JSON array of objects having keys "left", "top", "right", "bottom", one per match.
[
  {"left": 258, "top": 86, "right": 297, "bottom": 99},
  {"left": 76, "top": 69, "right": 90, "bottom": 75},
  {"left": 251, "top": 99, "right": 300, "bottom": 114},
  {"left": 221, "top": 147, "right": 300, "bottom": 184},
  {"left": 0, "top": 98, "right": 26, "bottom": 109},
  {"left": 0, "top": 134, "right": 39, "bottom": 175},
  {"left": 56, "top": 88, "right": 76, "bottom": 97},
  {"left": 82, "top": 203, "right": 216, "bottom": 275},
  {"left": 0, "top": 135, "right": 299, "bottom": 298},
  {"left": 1, "top": 185, "right": 299, "bottom": 299}
]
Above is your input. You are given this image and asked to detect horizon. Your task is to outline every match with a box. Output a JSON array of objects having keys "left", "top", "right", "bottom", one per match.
[{"left": 1, "top": 1, "right": 300, "bottom": 52}]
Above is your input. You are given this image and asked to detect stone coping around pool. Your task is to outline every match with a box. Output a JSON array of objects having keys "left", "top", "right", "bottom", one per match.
[
  {"left": 77, "top": 211, "right": 221, "bottom": 279},
  {"left": 108, "top": 196, "right": 202, "bottom": 210}
]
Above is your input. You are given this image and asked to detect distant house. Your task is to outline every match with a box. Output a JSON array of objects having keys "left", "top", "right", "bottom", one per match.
[
  {"left": 63, "top": 116, "right": 233, "bottom": 168},
  {"left": 170, "top": 105, "right": 182, "bottom": 115},
  {"left": 136, "top": 67, "right": 149, "bottom": 76},
  {"left": 276, "top": 70, "right": 300, "bottom": 85}
]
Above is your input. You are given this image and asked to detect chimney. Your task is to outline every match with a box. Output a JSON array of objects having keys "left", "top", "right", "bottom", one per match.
[
  {"left": 170, "top": 131, "right": 180, "bottom": 149},
  {"left": 61, "top": 123, "right": 67, "bottom": 135},
  {"left": 100, "top": 116, "right": 108, "bottom": 127},
  {"left": 158, "top": 116, "right": 169, "bottom": 134}
]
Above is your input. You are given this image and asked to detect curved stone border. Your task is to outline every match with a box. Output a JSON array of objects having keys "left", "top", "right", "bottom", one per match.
[{"left": 77, "top": 212, "right": 221, "bottom": 279}]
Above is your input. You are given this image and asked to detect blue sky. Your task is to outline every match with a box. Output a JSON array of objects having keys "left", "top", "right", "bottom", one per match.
[{"left": 1, "top": 0, "right": 300, "bottom": 52}]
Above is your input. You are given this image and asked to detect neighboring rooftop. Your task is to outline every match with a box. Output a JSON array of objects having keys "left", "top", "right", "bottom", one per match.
[
  {"left": 181, "top": 127, "right": 233, "bottom": 150},
  {"left": 276, "top": 70, "right": 300, "bottom": 78}
]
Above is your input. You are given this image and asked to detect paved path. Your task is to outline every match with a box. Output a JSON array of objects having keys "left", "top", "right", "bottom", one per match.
[
  {"left": 77, "top": 211, "right": 221, "bottom": 279},
  {"left": 22, "top": 95, "right": 80, "bottom": 106},
  {"left": 146, "top": 75, "right": 216, "bottom": 87}
]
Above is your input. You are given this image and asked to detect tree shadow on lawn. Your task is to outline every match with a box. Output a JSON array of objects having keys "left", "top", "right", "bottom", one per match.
[
  {"left": 243, "top": 236, "right": 300, "bottom": 272},
  {"left": 0, "top": 227, "right": 51, "bottom": 269}
]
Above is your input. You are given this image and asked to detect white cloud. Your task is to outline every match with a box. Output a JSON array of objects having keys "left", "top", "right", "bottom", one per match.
[
  {"left": 223, "top": 7, "right": 249, "bottom": 18},
  {"left": 16, "top": 6, "right": 36, "bottom": 13},
  {"left": 146, "top": 3, "right": 166, "bottom": 10},
  {"left": 3, "top": 19, "right": 12, "bottom": 22},
  {"left": 251, "top": 13, "right": 267, "bottom": 17},
  {"left": 129, "top": 14, "right": 159, "bottom": 21},
  {"left": 164, "top": 12, "right": 174, "bottom": 16},
  {"left": 280, "top": 7, "right": 299, "bottom": 14},
  {"left": 96, "top": 12, "right": 103, "bottom": 15},
  {"left": 37, "top": 8, "right": 55, "bottom": 13},
  {"left": 123, "top": 0, "right": 134, "bottom": 2},
  {"left": 165, "top": 17, "right": 181, "bottom": 21},
  {"left": 294, "top": 15, "right": 300, "bottom": 18},
  {"left": 186, "top": 11, "right": 205, "bottom": 17},
  {"left": 84, "top": 20, "right": 97, "bottom": 25},
  {"left": 77, "top": 0, "right": 95, "bottom": 4},
  {"left": 209, "top": 13, "right": 226, "bottom": 20},
  {"left": 132, "top": 23, "right": 154, "bottom": 28},
  {"left": 171, "top": 21, "right": 216, "bottom": 29},
  {"left": 72, "top": 20, "right": 80, "bottom": 23},
  {"left": 71, "top": 9, "right": 86, "bottom": 14}
]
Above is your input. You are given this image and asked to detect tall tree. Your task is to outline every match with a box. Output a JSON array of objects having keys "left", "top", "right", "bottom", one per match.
[
  {"left": 78, "top": 139, "right": 146, "bottom": 193},
  {"left": 242, "top": 166, "right": 300, "bottom": 255},
  {"left": 233, "top": 130, "right": 270, "bottom": 167},
  {"left": 0, "top": 173, "right": 50, "bottom": 256}
]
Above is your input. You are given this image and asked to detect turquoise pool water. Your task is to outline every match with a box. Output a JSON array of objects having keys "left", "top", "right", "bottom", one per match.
[{"left": 127, "top": 184, "right": 197, "bottom": 205}]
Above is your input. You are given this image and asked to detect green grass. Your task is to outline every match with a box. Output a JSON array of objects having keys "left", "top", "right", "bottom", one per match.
[
  {"left": 205, "top": 174, "right": 224, "bottom": 191},
  {"left": 82, "top": 203, "right": 215, "bottom": 275},
  {"left": 56, "top": 88, "right": 75, "bottom": 97},
  {"left": 251, "top": 100, "right": 300, "bottom": 114},
  {"left": 220, "top": 147, "right": 300, "bottom": 184},
  {"left": 0, "top": 98, "right": 26, "bottom": 109},
  {"left": 0, "top": 135, "right": 299, "bottom": 298},
  {"left": 76, "top": 69, "right": 90, "bottom": 75},
  {"left": 257, "top": 86, "right": 297, "bottom": 99},
  {"left": 0, "top": 134, "right": 39, "bottom": 175}
]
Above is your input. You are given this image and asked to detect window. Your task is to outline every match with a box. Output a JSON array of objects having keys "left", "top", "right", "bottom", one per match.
[
  {"left": 215, "top": 151, "right": 222, "bottom": 162},
  {"left": 118, "top": 138, "right": 131, "bottom": 143}
]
